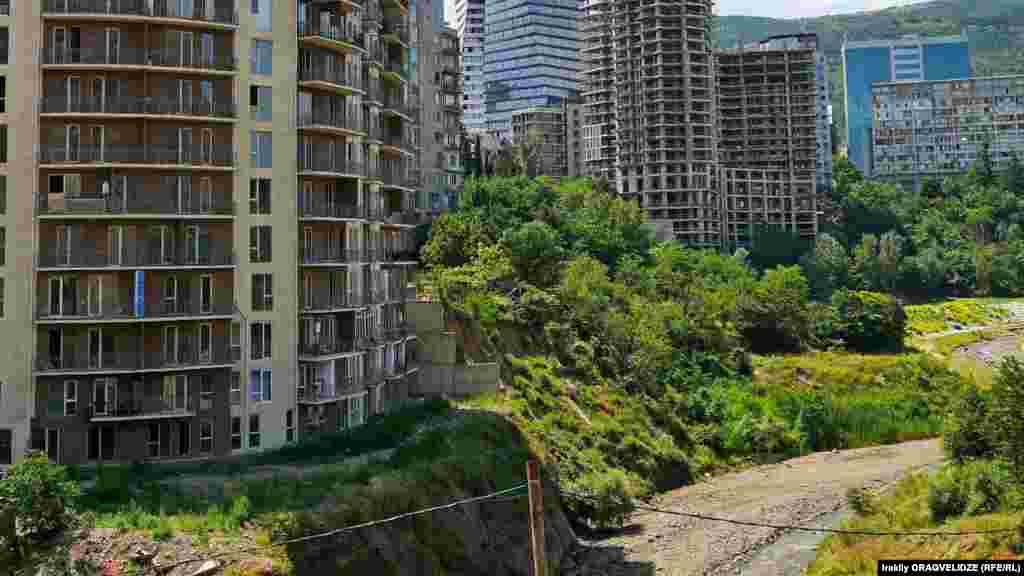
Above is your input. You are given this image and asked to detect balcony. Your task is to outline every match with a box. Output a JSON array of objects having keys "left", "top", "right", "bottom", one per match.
[
  {"left": 382, "top": 59, "right": 408, "bottom": 82},
  {"left": 297, "top": 110, "right": 366, "bottom": 134},
  {"left": 43, "top": 0, "right": 238, "bottom": 26},
  {"left": 35, "top": 337, "right": 235, "bottom": 375},
  {"left": 381, "top": 249, "right": 417, "bottom": 262},
  {"left": 298, "top": 376, "right": 357, "bottom": 404},
  {"left": 381, "top": 167, "right": 417, "bottom": 189},
  {"left": 301, "top": 288, "right": 362, "bottom": 312},
  {"left": 36, "top": 189, "right": 235, "bottom": 219},
  {"left": 38, "top": 242, "right": 235, "bottom": 269},
  {"left": 42, "top": 46, "right": 238, "bottom": 73},
  {"left": 89, "top": 395, "right": 196, "bottom": 422},
  {"left": 37, "top": 298, "right": 235, "bottom": 323},
  {"left": 301, "top": 244, "right": 363, "bottom": 265},
  {"left": 297, "top": 194, "right": 367, "bottom": 220},
  {"left": 299, "top": 65, "right": 364, "bottom": 94},
  {"left": 381, "top": 24, "right": 409, "bottom": 46},
  {"left": 40, "top": 96, "right": 237, "bottom": 121},
  {"left": 298, "top": 148, "right": 364, "bottom": 177},
  {"left": 299, "top": 338, "right": 359, "bottom": 359},
  {"left": 297, "top": 20, "right": 365, "bottom": 50},
  {"left": 40, "top": 144, "right": 236, "bottom": 169},
  {"left": 381, "top": 94, "right": 412, "bottom": 119}
]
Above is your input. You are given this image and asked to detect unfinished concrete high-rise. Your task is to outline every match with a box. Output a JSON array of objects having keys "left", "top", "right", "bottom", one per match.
[
  {"left": 582, "top": 0, "right": 719, "bottom": 247},
  {"left": 716, "top": 33, "right": 829, "bottom": 245},
  {"left": 581, "top": 2, "right": 832, "bottom": 248}
]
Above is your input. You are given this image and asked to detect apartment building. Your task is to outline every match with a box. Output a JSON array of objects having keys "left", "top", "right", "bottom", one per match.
[
  {"left": 716, "top": 34, "right": 830, "bottom": 245},
  {"left": 418, "top": 25, "right": 463, "bottom": 213},
  {"left": 453, "top": 0, "right": 484, "bottom": 133},
  {"left": 872, "top": 75, "right": 1024, "bottom": 187},
  {"left": 842, "top": 35, "right": 970, "bottom": 175},
  {"left": 0, "top": 0, "right": 422, "bottom": 467}
]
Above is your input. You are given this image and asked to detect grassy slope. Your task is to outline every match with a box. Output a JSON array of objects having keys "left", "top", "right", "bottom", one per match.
[
  {"left": 74, "top": 401, "right": 535, "bottom": 575},
  {"left": 807, "top": 473, "right": 1023, "bottom": 575}
]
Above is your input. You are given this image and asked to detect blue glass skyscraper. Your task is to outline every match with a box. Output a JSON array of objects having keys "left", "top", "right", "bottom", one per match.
[
  {"left": 842, "top": 36, "right": 970, "bottom": 175},
  {"left": 483, "top": 0, "right": 580, "bottom": 140}
]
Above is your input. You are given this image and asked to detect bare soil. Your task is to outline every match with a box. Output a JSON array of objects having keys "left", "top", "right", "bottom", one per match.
[{"left": 574, "top": 439, "right": 944, "bottom": 576}]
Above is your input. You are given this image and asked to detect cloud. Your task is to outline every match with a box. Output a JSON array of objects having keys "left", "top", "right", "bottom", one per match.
[{"left": 717, "top": 0, "right": 927, "bottom": 19}]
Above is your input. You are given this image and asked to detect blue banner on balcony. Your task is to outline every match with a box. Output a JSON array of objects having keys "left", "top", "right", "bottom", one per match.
[{"left": 134, "top": 271, "right": 145, "bottom": 318}]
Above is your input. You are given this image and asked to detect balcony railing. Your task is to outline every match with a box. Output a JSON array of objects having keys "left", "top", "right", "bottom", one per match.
[
  {"left": 43, "top": 0, "right": 238, "bottom": 25},
  {"left": 298, "top": 376, "right": 356, "bottom": 403},
  {"left": 382, "top": 58, "right": 407, "bottom": 80},
  {"left": 42, "top": 46, "right": 238, "bottom": 72},
  {"left": 35, "top": 343, "right": 234, "bottom": 373},
  {"left": 297, "top": 195, "right": 368, "bottom": 220},
  {"left": 41, "top": 96, "right": 237, "bottom": 119},
  {"left": 381, "top": 249, "right": 417, "bottom": 262},
  {"left": 297, "top": 20, "right": 365, "bottom": 48},
  {"left": 301, "top": 245, "right": 363, "bottom": 265},
  {"left": 301, "top": 289, "right": 361, "bottom": 311},
  {"left": 298, "top": 147, "right": 364, "bottom": 175},
  {"left": 40, "top": 144, "right": 236, "bottom": 167},
  {"left": 381, "top": 94, "right": 411, "bottom": 118},
  {"left": 38, "top": 243, "right": 235, "bottom": 269},
  {"left": 89, "top": 397, "right": 196, "bottom": 421},
  {"left": 37, "top": 299, "right": 234, "bottom": 322},
  {"left": 381, "top": 24, "right": 409, "bottom": 45},
  {"left": 299, "top": 339, "right": 359, "bottom": 358},
  {"left": 298, "top": 110, "right": 365, "bottom": 133},
  {"left": 299, "top": 65, "right": 364, "bottom": 91},
  {"left": 36, "top": 190, "right": 235, "bottom": 217},
  {"left": 381, "top": 168, "right": 417, "bottom": 188}
]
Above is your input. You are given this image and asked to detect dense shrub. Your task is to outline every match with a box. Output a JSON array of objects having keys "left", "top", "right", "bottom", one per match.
[
  {"left": 829, "top": 290, "right": 906, "bottom": 352},
  {"left": 943, "top": 384, "right": 996, "bottom": 462},
  {"left": 0, "top": 453, "right": 83, "bottom": 567},
  {"left": 738, "top": 266, "right": 812, "bottom": 353},
  {"left": 928, "top": 460, "right": 1016, "bottom": 522},
  {"left": 989, "top": 357, "right": 1024, "bottom": 471},
  {"left": 563, "top": 468, "right": 637, "bottom": 531}
]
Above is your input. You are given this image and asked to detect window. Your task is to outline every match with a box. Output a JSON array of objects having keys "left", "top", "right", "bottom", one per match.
[
  {"left": 252, "top": 0, "right": 271, "bottom": 32},
  {"left": 0, "top": 176, "right": 5, "bottom": 214},
  {"left": 250, "top": 86, "right": 272, "bottom": 121},
  {"left": 285, "top": 409, "right": 294, "bottom": 443},
  {"left": 250, "top": 321, "right": 272, "bottom": 360},
  {"left": 250, "top": 40, "right": 273, "bottom": 75},
  {"left": 230, "top": 371, "right": 241, "bottom": 405},
  {"left": 0, "top": 380, "right": 3, "bottom": 409},
  {"left": 231, "top": 321, "right": 241, "bottom": 361},
  {"left": 64, "top": 380, "right": 77, "bottom": 416},
  {"left": 200, "top": 420, "right": 213, "bottom": 453},
  {"left": 88, "top": 426, "right": 115, "bottom": 461},
  {"left": 349, "top": 393, "right": 365, "bottom": 427},
  {"left": 248, "top": 414, "right": 261, "bottom": 448},
  {"left": 199, "top": 374, "right": 214, "bottom": 410},
  {"left": 200, "top": 275, "right": 213, "bottom": 314},
  {"left": 249, "top": 178, "right": 271, "bottom": 214},
  {"left": 0, "top": 277, "right": 5, "bottom": 317},
  {"left": 231, "top": 416, "right": 241, "bottom": 450},
  {"left": 0, "top": 77, "right": 5, "bottom": 113},
  {"left": 0, "top": 126, "right": 6, "bottom": 164},
  {"left": 0, "top": 430, "right": 11, "bottom": 465},
  {"left": 250, "top": 131, "right": 272, "bottom": 168},
  {"left": 249, "top": 225, "right": 272, "bottom": 262},
  {"left": 0, "top": 28, "right": 7, "bottom": 65},
  {"left": 249, "top": 369, "right": 272, "bottom": 402},
  {"left": 252, "top": 273, "right": 273, "bottom": 311}
]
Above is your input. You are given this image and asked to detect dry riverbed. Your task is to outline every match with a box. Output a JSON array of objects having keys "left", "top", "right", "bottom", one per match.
[{"left": 575, "top": 439, "right": 944, "bottom": 576}]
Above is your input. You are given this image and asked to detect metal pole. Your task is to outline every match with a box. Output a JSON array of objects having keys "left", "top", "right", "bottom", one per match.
[{"left": 526, "top": 460, "right": 547, "bottom": 576}]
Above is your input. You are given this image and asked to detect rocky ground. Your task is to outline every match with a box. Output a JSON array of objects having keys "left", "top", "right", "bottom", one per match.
[{"left": 574, "top": 439, "right": 944, "bottom": 576}]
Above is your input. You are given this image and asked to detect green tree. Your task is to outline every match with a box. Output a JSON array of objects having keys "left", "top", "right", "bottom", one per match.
[
  {"left": 737, "top": 266, "right": 812, "bottom": 354},
  {"left": 421, "top": 212, "right": 489, "bottom": 269},
  {"left": 990, "top": 357, "right": 1024, "bottom": 471},
  {"left": 800, "top": 233, "right": 849, "bottom": 299},
  {"left": 502, "top": 220, "right": 565, "bottom": 287},
  {"left": 0, "top": 453, "right": 83, "bottom": 567}
]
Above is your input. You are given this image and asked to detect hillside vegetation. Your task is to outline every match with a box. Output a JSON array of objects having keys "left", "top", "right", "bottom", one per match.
[{"left": 422, "top": 175, "right": 973, "bottom": 529}]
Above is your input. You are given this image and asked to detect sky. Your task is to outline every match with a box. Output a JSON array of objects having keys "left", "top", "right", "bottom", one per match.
[{"left": 443, "top": 0, "right": 933, "bottom": 24}]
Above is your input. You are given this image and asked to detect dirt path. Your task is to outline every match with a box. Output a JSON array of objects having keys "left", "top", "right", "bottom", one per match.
[{"left": 576, "top": 439, "right": 944, "bottom": 576}]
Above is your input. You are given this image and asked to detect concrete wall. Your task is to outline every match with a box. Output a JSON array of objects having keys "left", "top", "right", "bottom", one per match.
[{"left": 411, "top": 362, "right": 499, "bottom": 398}]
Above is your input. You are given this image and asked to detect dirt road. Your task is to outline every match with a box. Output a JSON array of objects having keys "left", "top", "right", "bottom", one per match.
[{"left": 575, "top": 439, "right": 944, "bottom": 576}]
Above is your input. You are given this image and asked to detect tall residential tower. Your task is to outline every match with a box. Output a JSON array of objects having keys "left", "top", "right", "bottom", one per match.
[{"left": 453, "top": 0, "right": 485, "bottom": 132}]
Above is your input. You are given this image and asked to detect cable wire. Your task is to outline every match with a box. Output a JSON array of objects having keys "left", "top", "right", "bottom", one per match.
[
  {"left": 147, "top": 483, "right": 529, "bottom": 573},
  {"left": 562, "top": 490, "right": 1021, "bottom": 537}
]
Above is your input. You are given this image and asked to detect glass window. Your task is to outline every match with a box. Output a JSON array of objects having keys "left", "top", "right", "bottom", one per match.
[
  {"left": 249, "top": 178, "right": 271, "bottom": 214},
  {"left": 253, "top": 0, "right": 272, "bottom": 32},
  {"left": 249, "top": 225, "right": 272, "bottom": 262},
  {"left": 252, "top": 273, "right": 273, "bottom": 310},
  {"left": 285, "top": 409, "right": 294, "bottom": 443},
  {"left": 250, "top": 40, "right": 273, "bottom": 75},
  {"left": 250, "top": 86, "right": 272, "bottom": 121},
  {"left": 250, "top": 131, "right": 272, "bottom": 168},
  {"left": 231, "top": 416, "right": 241, "bottom": 450},
  {"left": 248, "top": 414, "right": 261, "bottom": 448},
  {"left": 230, "top": 371, "right": 241, "bottom": 405},
  {"left": 199, "top": 420, "right": 213, "bottom": 453},
  {"left": 0, "top": 429, "right": 11, "bottom": 465}
]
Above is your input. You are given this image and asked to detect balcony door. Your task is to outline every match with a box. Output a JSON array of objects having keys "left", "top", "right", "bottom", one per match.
[
  {"left": 179, "top": 127, "right": 193, "bottom": 164},
  {"left": 107, "top": 225, "right": 124, "bottom": 266},
  {"left": 201, "top": 129, "right": 213, "bottom": 164},
  {"left": 63, "top": 75, "right": 82, "bottom": 113},
  {"left": 88, "top": 328, "right": 115, "bottom": 369},
  {"left": 163, "top": 276, "right": 178, "bottom": 314},
  {"left": 199, "top": 323, "right": 211, "bottom": 361},
  {"left": 92, "top": 378, "right": 117, "bottom": 417},
  {"left": 90, "top": 125, "right": 105, "bottom": 162},
  {"left": 199, "top": 177, "right": 212, "bottom": 213},
  {"left": 92, "top": 76, "right": 105, "bottom": 113},
  {"left": 301, "top": 180, "right": 313, "bottom": 215},
  {"left": 176, "top": 175, "right": 192, "bottom": 214},
  {"left": 87, "top": 275, "right": 103, "bottom": 317},
  {"left": 199, "top": 274, "right": 212, "bottom": 314},
  {"left": 303, "top": 272, "right": 313, "bottom": 310},
  {"left": 47, "top": 328, "right": 63, "bottom": 369},
  {"left": 180, "top": 31, "right": 194, "bottom": 68},
  {"left": 66, "top": 124, "right": 80, "bottom": 162},
  {"left": 105, "top": 28, "right": 120, "bottom": 65},
  {"left": 185, "top": 225, "right": 209, "bottom": 264},
  {"left": 303, "top": 226, "right": 313, "bottom": 262},
  {"left": 49, "top": 276, "right": 78, "bottom": 317},
  {"left": 161, "top": 374, "right": 189, "bottom": 412},
  {"left": 179, "top": 79, "right": 193, "bottom": 115},
  {"left": 163, "top": 325, "right": 179, "bottom": 364}
]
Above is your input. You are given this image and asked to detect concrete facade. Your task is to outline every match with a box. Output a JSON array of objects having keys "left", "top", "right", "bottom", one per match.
[
  {"left": 0, "top": 0, "right": 429, "bottom": 467},
  {"left": 453, "top": 0, "right": 484, "bottom": 133},
  {"left": 871, "top": 74, "right": 1024, "bottom": 187}
]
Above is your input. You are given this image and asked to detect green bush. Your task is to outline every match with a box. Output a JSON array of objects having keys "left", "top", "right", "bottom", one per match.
[
  {"left": 563, "top": 468, "right": 637, "bottom": 531},
  {"left": 990, "top": 357, "right": 1024, "bottom": 471},
  {"left": 830, "top": 290, "right": 906, "bottom": 353},
  {"left": 0, "top": 452, "right": 83, "bottom": 567},
  {"left": 944, "top": 384, "right": 996, "bottom": 462},
  {"left": 928, "top": 461, "right": 1017, "bottom": 522},
  {"left": 846, "top": 487, "right": 878, "bottom": 516}
]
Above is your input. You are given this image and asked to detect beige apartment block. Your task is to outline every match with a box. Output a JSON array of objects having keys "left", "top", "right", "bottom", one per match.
[{"left": 0, "top": 0, "right": 427, "bottom": 467}]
